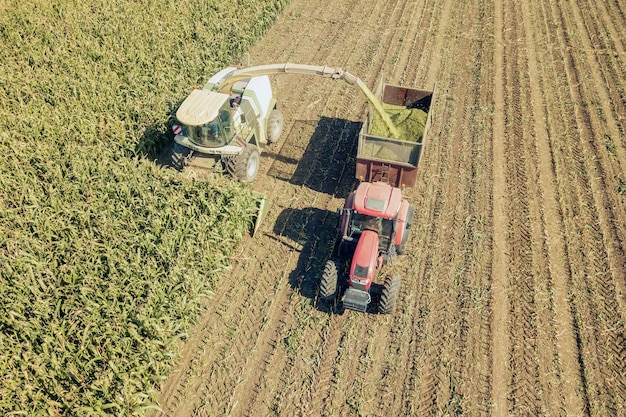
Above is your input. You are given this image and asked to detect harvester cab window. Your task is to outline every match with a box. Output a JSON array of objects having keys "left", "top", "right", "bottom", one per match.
[
  {"left": 188, "top": 118, "right": 227, "bottom": 148},
  {"left": 220, "top": 109, "right": 231, "bottom": 126}
]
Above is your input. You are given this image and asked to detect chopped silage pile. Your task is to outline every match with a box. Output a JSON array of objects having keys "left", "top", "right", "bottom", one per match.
[{"left": 369, "top": 103, "right": 427, "bottom": 142}]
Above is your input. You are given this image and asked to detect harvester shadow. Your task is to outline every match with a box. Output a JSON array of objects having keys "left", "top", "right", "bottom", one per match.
[
  {"left": 266, "top": 116, "right": 361, "bottom": 197},
  {"left": 273, "top": 206, "right": 340, "bottom": 313},
  {"left": 137, "top": 101, "right": 182, "bottom": 167}
]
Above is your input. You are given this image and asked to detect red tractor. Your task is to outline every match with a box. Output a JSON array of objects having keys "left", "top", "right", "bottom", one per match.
[
  {"left": 320, "top": 181, "right": 415, "bottom": 313},
  {"left": 319, "top": 82, "right": 434, "bottom": 314}
]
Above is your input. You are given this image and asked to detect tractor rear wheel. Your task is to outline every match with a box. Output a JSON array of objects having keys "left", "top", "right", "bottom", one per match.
[
  {"left": 266, "top": 109, "right": 284, "bottom": 144},
  {"left": 225, "top": 144, "right": 260, "bottom": 183},
  {"left": 379, "top": 274, "right": 401, "bottom": 314},
  {"left": 319, "top": 260, "right": 339, "bottom": 301},
  {"left": 396, "top": 204, "right": 415, "bottom": 255}
]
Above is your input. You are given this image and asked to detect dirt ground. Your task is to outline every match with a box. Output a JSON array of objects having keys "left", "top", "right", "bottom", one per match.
[{"left": 155, "top": 0, "right": 626, "bottom": 415}]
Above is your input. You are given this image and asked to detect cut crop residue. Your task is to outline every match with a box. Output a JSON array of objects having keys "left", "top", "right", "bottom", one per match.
[{"left": 369, "top": 104, "right": 427, "bottom": 142}]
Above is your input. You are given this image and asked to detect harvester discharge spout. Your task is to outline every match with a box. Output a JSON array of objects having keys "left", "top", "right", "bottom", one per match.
[{"left": 216, "top": 63, "right": 401, "bottom": 139}]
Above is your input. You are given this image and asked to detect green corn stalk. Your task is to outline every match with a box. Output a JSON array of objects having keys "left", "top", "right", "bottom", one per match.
[{"left": 0, "top": 0, "right": 291, "bottom": 414}]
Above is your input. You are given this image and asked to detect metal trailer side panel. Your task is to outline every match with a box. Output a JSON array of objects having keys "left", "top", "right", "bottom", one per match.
[{"left": 356, "top": 83, "right": 435, "bottom": 188}]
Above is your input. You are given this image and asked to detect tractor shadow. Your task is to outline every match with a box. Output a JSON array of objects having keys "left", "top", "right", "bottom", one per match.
[
  {"left": 265, "top": 116, "right": 361, "bottom": 197},
  {"left": 272, "top": 206, "right": 340, "bottom": 313},
  {"left": 273, "top": 206, "right": 387, "bottom": 314}
]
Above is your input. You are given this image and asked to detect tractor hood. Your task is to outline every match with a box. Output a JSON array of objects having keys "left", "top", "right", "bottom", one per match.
[
  {"left": 349, "top": 230, "right": 379, "bottom": 290},
  {"left": 176, "top": 89, "right": 230, "bottom": 126},
  {"left": 353, "top": 181, "right": 403, "bottom": 219}
]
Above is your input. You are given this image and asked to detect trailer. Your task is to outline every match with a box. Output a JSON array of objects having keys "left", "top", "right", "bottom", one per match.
[{"left": 355, "top": 82, "right": 434, "bottom": 188}]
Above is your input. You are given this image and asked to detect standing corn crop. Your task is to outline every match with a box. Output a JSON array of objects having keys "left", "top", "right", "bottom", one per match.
[{"left": 0, "top": 0, "right": 290, "bottom": 413}]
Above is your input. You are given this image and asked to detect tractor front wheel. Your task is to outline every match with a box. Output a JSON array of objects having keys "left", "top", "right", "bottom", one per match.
[
  {"left": 225, "top": 144, "right": 260, "bottom": 183},
  {"left": 319, "top": 260, "right": 339, "bottom": 301},
  {"left": 396, "top": 204, "right": 415, "bottom": 255},
  {"left": 379, "top": 274, "right": 401, "bottom": 314},
  {"left": 266, "top": 109, "right": 284, "bottom": 144}
]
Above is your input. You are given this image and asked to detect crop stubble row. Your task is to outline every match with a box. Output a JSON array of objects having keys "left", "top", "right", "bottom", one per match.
[
  {"left": 407, "top": 0, "right": 496, "bottom": 415},
  {"left": 549, "top": 0, "right": 626, "bottom": 414},
  {"left": 492, "top": 0, "right": 626, "bottom": 415}
]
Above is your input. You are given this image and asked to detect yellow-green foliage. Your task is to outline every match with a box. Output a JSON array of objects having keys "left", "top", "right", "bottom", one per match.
[
  {"left": 0, "top": 0, "right": 289, "bottom": 414},
  {"left": 369, "top": 104, "right": 427, "bottom": 142}
]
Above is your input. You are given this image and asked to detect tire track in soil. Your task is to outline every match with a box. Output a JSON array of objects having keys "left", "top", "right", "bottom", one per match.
[
  {"left": 409, "top": 0, "right": 494, "bottom": 414},
  {"left": 501, "top": 2, "right": 543, "bottom": 415},
  {"left": 392, "top": 0, "right": 434, "bottom": 86},
  {"left": 545, "top": 0, "right": 626, "bottom": 415},
  {"left": 491, "top": 0, "right": 511, "bottom": 415},
  {"left": 520, "top": 1, "right": 585, "bottom": 415},
  {"left": 412, "top": 0, "right": 495, "bottom": 414},
  {"left": 564, "top": 0, "right": 626, "bottom": 315},
  {"left": 448, "top": 1, "right": 495, "bottom": 412},
  {"left": 532, "top": 0, "right": 623, "bottom": 415}
]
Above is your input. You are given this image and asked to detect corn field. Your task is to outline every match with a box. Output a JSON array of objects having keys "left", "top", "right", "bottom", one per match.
[{"left": 0, "top": 0, "right": 289, "bottom": 414}]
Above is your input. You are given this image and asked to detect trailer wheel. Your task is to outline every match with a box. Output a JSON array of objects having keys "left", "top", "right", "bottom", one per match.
[
  {"left": 171, "top": 143, "right": 191, "bottom": 171},
  {"left": 396, "top": 204, "right": 415, "bottom": 255},
  {"left": 379, "top": 274, "right": 401, "bottom": 314},
  {"left": 225, "top": 144, "right": 260, "bottom": 183},
  {"left": 266, "top": 109, "right": 284, "bottom": 144},
  {"left": 319, "top": 260, "right": 339, "bottom": 301}
]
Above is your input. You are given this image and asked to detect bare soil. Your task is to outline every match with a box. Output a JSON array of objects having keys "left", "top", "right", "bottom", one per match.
[{"left": 155, "top": 0, "right": 626, "bottom": 415}]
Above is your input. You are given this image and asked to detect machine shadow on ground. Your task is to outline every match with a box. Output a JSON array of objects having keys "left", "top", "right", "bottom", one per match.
[
  {"left": 266, "top": 116, "right": 361, "bottom": 197},
  {"left": 272, "top": 206, "right": 340, "bottom": 313},
  {"left": 272, "top": 206, "right": 386, "bottom": 314}
]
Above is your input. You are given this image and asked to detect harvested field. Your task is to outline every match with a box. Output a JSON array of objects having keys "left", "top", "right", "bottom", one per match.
[{"left": 156, "top": 0, "right": 626, "bottom": 416}]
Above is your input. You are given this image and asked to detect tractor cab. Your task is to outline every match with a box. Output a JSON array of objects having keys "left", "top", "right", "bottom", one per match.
[
  {"left": 348, "top": 212, "right": 394, "bottom": 250},
  {"left": 337, "top": 181, "right": 402, "bottom": 256}
]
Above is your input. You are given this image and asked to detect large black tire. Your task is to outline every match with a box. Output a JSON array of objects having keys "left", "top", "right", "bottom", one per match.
[
  {"left": 383, "top": 242, "right": 397, "bottom": 266},
  {"left": 319, "top": 260, "right": 339, "bottom": 301},
  {"left": 266, "top": 109, "right": 284, "bottom": 144},
  {"left": 171, "top": 143, "right": 191, "bottom": 171},
  {"left": 379, "top": 274, "right": 401, "bottom": 314},
  {"left": 225, "top": 144, "right": 260, "bottom": 183},
  {"left": 396, "top": 204, "right": 415, "bottom": 255}
]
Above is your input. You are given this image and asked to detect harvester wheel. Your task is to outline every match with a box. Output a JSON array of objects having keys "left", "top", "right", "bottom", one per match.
[
  {"left": 379, "top": 274, "right": 401, "bottom": 314},
  {"left": 171, "top": 143, "right": 191, "bottom": 171},
  {"left": 396, "top": 204, "right": 415, "bottom": 255},
  {"left": 266, "top": 109, "right": 284, "bottom": 144},
  {"left": 319, "top": 260, "right": 339, "bottom": 301},
  {"left": 226, "top": 144, "right": 260, "bottom": 183}
]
